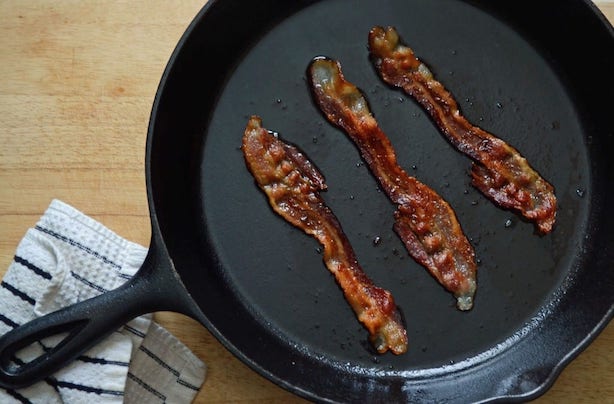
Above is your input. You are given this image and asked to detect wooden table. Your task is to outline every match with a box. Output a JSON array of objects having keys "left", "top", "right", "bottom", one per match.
[{"left": 1, "top": 1, "right": 612, "bottom": 402}]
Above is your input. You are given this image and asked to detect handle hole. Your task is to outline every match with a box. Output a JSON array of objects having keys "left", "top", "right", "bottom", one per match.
[{"left": 0, "top": 320, "right": 87, "bottom": 376}]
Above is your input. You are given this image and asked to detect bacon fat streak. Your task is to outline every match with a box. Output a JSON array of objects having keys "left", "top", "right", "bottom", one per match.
[
  {"left": 242, "top": 116, "right": 408, "bottom": 354},
  {"left": 368, "top": 26, "right": 557, "bottom": 234},
  {"left": 308, "top": 58, "right": 477, "bottom": 311}
]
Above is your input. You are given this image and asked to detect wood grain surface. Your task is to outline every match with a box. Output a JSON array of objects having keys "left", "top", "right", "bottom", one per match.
[{"left": 1, "top": 1, "right": 612, "bottom": 402}]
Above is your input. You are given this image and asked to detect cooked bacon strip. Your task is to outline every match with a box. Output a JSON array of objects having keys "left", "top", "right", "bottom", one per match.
[
  {"left": 308, "top": 58, "right": 476, "bottom": 311},
  {"left": 242, "top": 115, "right": 408, "bottom": 354},
  {"left": 368, "top": 26, "right": 557, "bottom": 234}
]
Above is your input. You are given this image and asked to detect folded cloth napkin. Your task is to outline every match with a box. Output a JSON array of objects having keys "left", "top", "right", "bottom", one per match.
[{"left": 0, "top": 199, "right": 206, "bottom": 403}]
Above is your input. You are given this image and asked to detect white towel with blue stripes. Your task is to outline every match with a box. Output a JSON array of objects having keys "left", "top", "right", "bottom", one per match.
[{"left": 0, "top": 200, "right": 206, "bottom": 403}]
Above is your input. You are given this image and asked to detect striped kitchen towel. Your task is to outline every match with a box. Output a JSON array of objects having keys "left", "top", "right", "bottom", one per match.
[{"left": 0, "top": 199, "right": 206, "bottom": 403}]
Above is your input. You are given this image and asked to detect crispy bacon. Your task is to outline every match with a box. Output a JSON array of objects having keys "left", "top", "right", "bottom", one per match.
[
  {"left": 368, "top": 26, "right": 557, "bottom": 234},
  {"left": 308, "top": 58, "right": 476, "bottom": 311},
  {"left": 242, "top": 115, "right": 408, "bottom": 354}
]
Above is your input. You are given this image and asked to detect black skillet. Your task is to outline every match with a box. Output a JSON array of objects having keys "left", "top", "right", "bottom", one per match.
[{"left": 0, "top": 0, "right": 612, "bottom": 402}]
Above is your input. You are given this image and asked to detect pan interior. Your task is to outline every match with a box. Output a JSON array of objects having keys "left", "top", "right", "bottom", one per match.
[{"left": 198, "top": 0, "right": 590, "bottom": 372}]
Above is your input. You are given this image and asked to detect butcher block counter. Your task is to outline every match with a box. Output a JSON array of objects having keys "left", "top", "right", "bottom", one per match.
[{"left": 1, "top": 1, "right": 613, "bottom": 402}]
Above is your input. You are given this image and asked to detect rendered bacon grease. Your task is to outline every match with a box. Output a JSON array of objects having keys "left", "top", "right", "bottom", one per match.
[
  {"left": 368, "top": 26, "right": 557, "bottom": 234},
  {"left": 242, "top": 116, "right": 408, "bottom": 354},
  {"left": 308, "top": 58, "right": 477, "bottom": 311}
]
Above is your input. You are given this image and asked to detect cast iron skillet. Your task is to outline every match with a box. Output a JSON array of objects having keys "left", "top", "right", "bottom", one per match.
[{"left": 0, "top": 0, "right": 612, "bottom": 402}]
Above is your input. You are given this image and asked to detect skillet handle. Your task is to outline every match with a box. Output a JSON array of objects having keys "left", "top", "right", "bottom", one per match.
[{"left": 0, "top": 238, "right": 193, "bottom": 390}]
